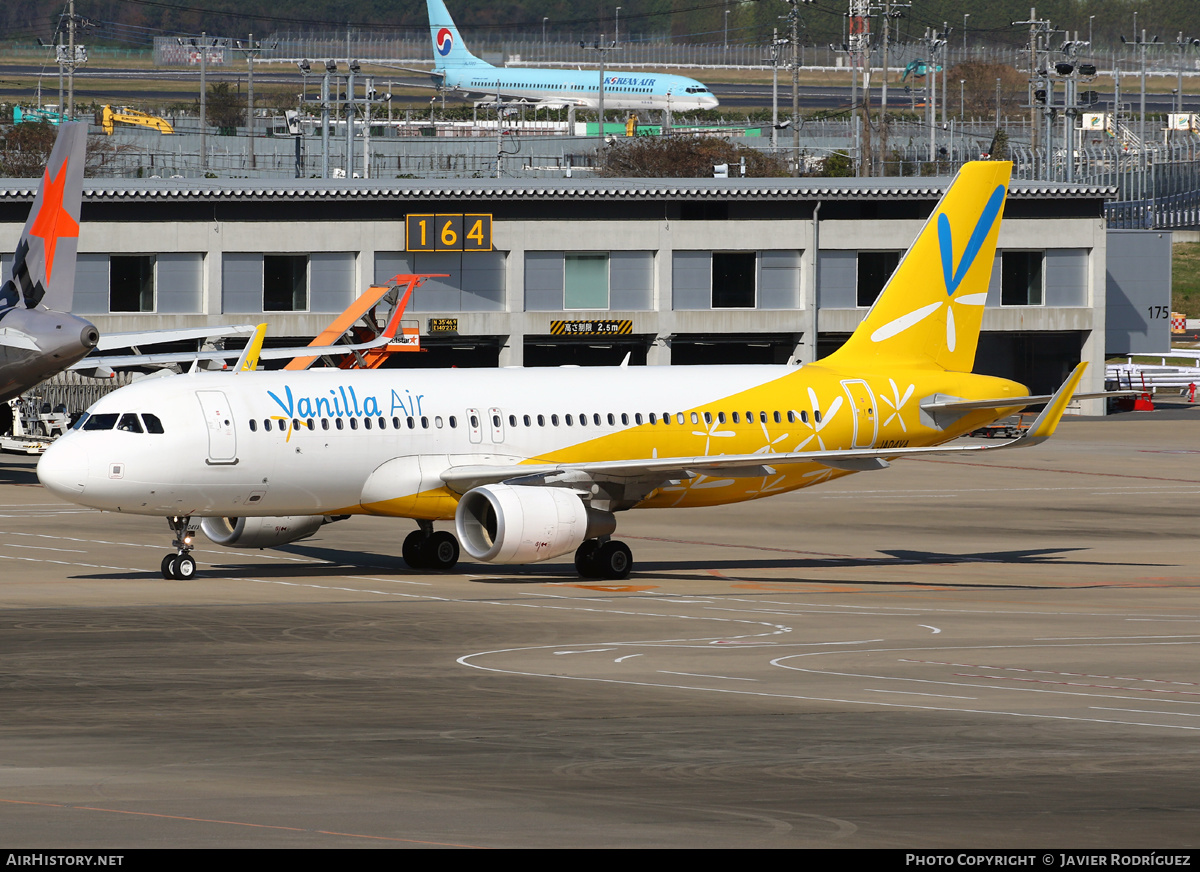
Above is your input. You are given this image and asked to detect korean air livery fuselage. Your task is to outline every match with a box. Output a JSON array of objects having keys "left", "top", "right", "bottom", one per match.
[
  {"left": 427, "top": 0, "right": 718, "bottom": 112},
  {"left": 39, "top": 161, "right": 1092, "bottom": 582}
]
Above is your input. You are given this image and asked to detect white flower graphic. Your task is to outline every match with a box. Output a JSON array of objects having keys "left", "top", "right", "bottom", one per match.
[
  {"left": 879, "top": 379, "right": 916, "bottom": 432},
  {"left": 792, "top": 387, "right": 843, "bottom": 451},
  {"left": 869, "top": 293, "right": 987, "bottom": 353}
]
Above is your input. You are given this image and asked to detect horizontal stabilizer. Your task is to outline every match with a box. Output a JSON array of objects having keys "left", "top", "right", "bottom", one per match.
[{"left": 922, "top": 388, "right": 1133, "bottom": 413}]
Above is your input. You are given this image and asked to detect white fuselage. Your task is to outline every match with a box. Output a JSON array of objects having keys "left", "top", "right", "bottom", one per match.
[
  {"left": 441, "top": 66, "right": 719, "bottom": 113},
  {"left": 37, "top": 362, "right": 1024, "bottom": 524},
  {"left": 39, "top": 365, "right": 801, "bottom": 518}
]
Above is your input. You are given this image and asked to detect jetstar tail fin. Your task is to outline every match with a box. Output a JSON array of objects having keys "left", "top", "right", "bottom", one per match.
[
  {"left": 821, "top": 161, "right": 1012, "bottom": 373},
  {"left": 0, "top": 122, "right": 87, "bottom": 317}
]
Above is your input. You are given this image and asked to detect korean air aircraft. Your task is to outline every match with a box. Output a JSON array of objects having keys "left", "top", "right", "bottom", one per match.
[
  {"left": 39, "top": 161, "right": 1094, "bottom": 581},
  {"left": 0, "top": 123, "right": 98, "bottom": 403},
  {"left": 424, "top": 0, "right": 718, "bottom": 112}
]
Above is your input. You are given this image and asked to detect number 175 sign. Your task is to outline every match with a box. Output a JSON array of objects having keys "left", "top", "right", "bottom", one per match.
[{"left": 406, "top": 214, "right": 493, "bottom": 252}]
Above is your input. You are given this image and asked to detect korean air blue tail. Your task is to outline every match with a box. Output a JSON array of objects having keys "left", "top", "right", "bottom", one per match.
[
  {"left": 0, "top": 122, "right": 86, "bottom": 316},
  {"left": 426, "top": 0, "right": 491, "bottom": 71},
  {"left": 821, "top": 161, "right": 1011, "bottom": 374}
]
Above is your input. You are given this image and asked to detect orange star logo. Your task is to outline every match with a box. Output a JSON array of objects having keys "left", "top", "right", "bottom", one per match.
[{"left": 28, "top": 156, "right": 80, "bottom": 283}]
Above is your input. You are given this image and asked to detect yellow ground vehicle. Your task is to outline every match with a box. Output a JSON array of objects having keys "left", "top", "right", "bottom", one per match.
[{"left": 100, "top": 106, "right": 174, "bottom": 135}]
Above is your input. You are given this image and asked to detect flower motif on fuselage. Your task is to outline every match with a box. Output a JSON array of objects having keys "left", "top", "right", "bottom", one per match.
[
  {"left": 801, "top": 465, "right": 834, "bottom": 486},
  {"left": 879, "top": 379, "right": 916, "bottom": 433},
  {"left": 869, "top": 185, "right": 1006, "bottom": 353},
  {"left": 692, "top": 417, "right": 735, "bottom": 456},
  {"left": 753, "top": 416, "right": 788, "bottom": 455},
  {"left": 660, "top": 472, "right": 737, "bottom": 506},
  {"left": 271, "top": 415, "right": 293, "bottom": 441},
  {"left": 792, "top": 386, "right": 843, "bottom": 452}
]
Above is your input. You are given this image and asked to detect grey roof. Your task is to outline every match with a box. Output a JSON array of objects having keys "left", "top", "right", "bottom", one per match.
[{"left": 0, "top": 176, "right": 1117, "bottom": 202}]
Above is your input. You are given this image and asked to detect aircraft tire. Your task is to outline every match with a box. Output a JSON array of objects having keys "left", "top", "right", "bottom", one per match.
[
  {"left": 596, "top": 541, "right": 633, "bottom": 580},
  {"left": 161, "top": 554, "right": 177, "bottom": 579},
  {"left": 173, "top": 555, "right": 197, "bottom": 580},
  {"left": 574, "top": 540, "right": 603, "bottom": 578},
  {"left": 402, "top": 531, "right": 428, "bottom": 570},
  {"left": 425, "top": 531, "right": 460, "bottom": 571}
]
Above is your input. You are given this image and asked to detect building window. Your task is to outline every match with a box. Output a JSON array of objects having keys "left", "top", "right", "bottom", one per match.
[
  {"left": 1001, "top": 251, "right": 1044, "bottom": 306},
  {"left": 857, "top": 251, "right": 901, "bottom": 308},
  {"left": 564, "top": 254, "right": 609, "bottom": 309},
  {"left": 525, "top": 251, "right": 652, "bottom": 312},
  {"left": 712, "top": 251, "right": 756, "bottom": 308},
  {"left": 264, "top": 255, "right": 308, "bottom": 311},
  {"left": 673, "top": 250, "right": 800, "bottom": 311},
  {"left": 109, "top": 255, "right": 155, "bottom": 312}
]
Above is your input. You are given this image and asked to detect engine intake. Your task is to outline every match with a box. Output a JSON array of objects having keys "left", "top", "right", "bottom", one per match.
[
  {"left": 200, "top": 515, "right": 334, "bottom": 549},
  {"left": 455, "top": 484, "right": 615, "bottom": 564}
]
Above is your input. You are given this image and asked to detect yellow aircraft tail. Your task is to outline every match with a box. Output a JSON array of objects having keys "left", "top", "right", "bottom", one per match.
[{"left": 822, "top": 160, "right": 1012, "bottom": 373}]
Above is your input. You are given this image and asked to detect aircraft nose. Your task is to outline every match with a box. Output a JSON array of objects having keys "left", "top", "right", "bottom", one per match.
[
  {"left": 703, "top": 94, "right": 719, "bottom": 109},
  {"left": 38, "top": 439, "right": 88, "bottom": 498}
]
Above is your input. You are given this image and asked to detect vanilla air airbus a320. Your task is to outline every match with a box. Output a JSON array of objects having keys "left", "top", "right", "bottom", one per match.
[{"left": 39, "top": 161, "right": 1090, "bottom": 581}]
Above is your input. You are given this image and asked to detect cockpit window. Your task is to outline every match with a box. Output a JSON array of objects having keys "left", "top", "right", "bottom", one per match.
[
  {"left": 83, "top": 413, "right": 118, "bottom": 431},
  {"left": 117, "top": 414, "right": 143, "bottom": 433},
  {"left": 72, "top": 413, "right": 90, "bottom": 431},
  {"left": 142, "top": 414, "right": 165, "bottom": 434}
]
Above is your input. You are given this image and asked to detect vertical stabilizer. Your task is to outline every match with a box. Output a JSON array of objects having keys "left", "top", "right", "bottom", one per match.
[
  {"left": 426, "top": 0, "right": 491, "bottom": 70},
  {"left": 1, "top": 122, "right": 86, "bottom": 315},
  {"left": 822, "top": 161, "right": 1012, "bottom": 373}
]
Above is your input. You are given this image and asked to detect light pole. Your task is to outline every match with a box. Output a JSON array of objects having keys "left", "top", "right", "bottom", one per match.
[
  {"left": 724, "top": 9, "right": 730, "bottom": 51},
  {"left": 322, "top": 60, "right": 335, "bottom": 179},
  {"left": 960, "top": 79, "right": 965, "bottom": 118},
  {"left": 616, "top": 8, "right": 621, "bottom": 46},
  {"left": 543, "top": 18, "right": 548, "bottom": 51},
  {"left": 1089, "top": 16, "right": 1095, "bottom": 51},
  {"left": 963, "top": 14, "right": 969, "bottom": 55},
  {"left": 581, "top": 37, "right": 619, "bottom": 146},
  {"left": 232, "top": 34, "right": 273, "bottom": 170}
]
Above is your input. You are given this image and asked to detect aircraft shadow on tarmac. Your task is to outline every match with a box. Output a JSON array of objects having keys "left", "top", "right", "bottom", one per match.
[
  {"left": 71, "top": 543, "right": 1168, "bottom": 586},
  {"left": 1, "top": 462, "right": 41, "bottom": 486}
]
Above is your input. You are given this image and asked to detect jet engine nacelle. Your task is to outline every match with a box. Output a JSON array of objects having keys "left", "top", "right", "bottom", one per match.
[
  {"left": 200, "top": 515, "right": 329, "bottom": 549},
  {"left": 455, "top": 484, "right": 615, "bottom": 564}
]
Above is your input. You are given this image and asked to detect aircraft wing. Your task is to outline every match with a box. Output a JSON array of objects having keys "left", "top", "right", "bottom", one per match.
[
  {"left": 94, "top": 324, "right": 259, "bottom": 351},
  {"left": 70, "top": 332, "right": 413, "bottom": 371},
  {"left": 442, "top": 365, "right": 1087, "bottom": 495}
]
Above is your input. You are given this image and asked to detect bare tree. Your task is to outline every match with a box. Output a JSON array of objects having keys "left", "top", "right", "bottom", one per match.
[{"left": 601, "top": 135, "right": 789, "bottom": 178}]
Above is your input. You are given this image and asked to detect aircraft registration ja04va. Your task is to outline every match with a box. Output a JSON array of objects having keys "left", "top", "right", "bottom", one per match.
[{"left": 39, "top": 161, "right": 1093, "bottom": 581}]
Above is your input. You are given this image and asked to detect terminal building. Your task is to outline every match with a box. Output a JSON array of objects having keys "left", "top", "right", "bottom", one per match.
[{"left": 0, "top": 176, "right": 1170, "bottom": 414}]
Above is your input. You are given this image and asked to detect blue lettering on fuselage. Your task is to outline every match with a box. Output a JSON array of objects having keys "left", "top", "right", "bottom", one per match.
[{"left": 266, "top": 384, "right": 401, "bottom": 420}]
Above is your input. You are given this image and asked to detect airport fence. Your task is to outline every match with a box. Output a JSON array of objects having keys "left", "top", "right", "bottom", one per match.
[{"left": 153, "top": 33, "right": 1191, "bottom": 77}]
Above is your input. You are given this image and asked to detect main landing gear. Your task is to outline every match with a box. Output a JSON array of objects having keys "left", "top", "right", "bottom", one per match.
[
  {"left": 402, "top": 522, "right": 460, "bottom": 571},
  {"left": 574, "top": 538, "right": 633, "bottom": 580},
  {"left": 161, "top": 515, "right": 198, "bottom": 580}
]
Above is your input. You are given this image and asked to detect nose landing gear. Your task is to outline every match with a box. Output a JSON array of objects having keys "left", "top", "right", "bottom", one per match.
[{"left": 161, "top": 515, "right": 198, "bottom": 579}]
